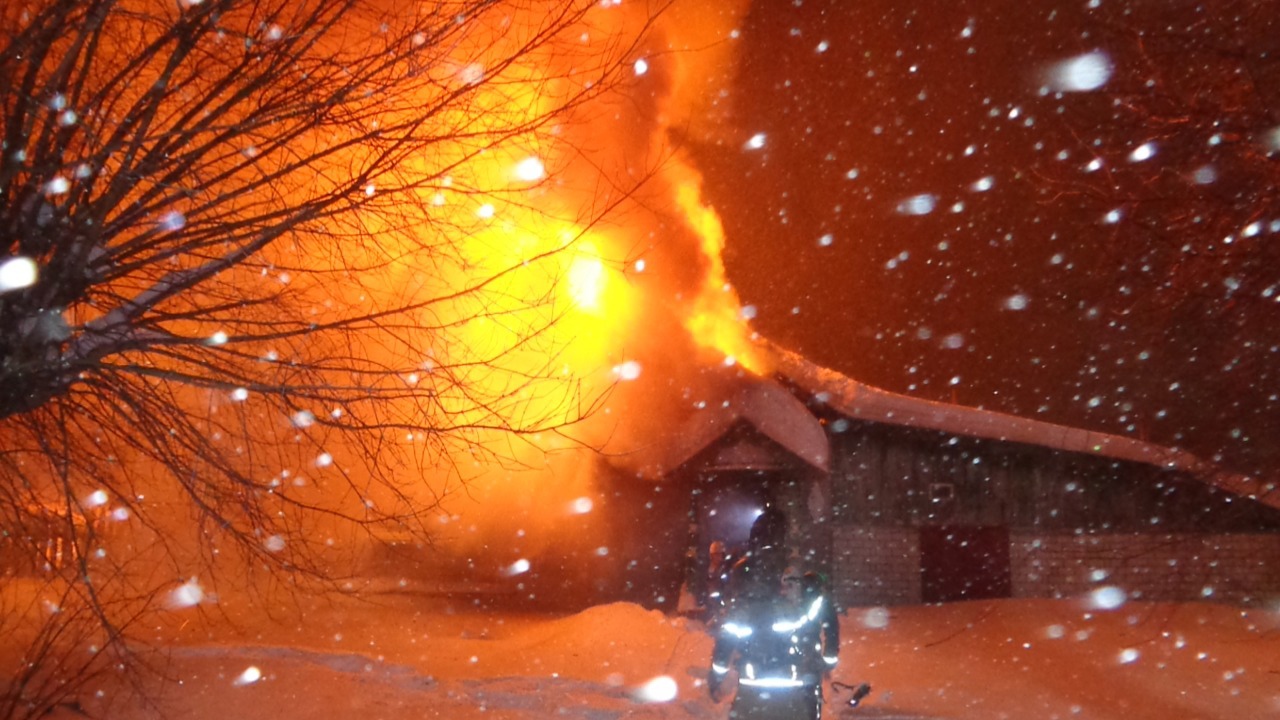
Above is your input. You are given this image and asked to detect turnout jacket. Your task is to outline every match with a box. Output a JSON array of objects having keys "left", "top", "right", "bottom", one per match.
[{"left": 710, "top": 591, "right": 839, "bottom": 691}]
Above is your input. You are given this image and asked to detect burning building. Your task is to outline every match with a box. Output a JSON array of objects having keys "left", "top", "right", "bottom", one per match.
[
  {"left": 589, "top": 340, "right": 1280, "bottom": 611},
  {"left": 353, "top": 0, "right": 1280, "bottom": 609}
]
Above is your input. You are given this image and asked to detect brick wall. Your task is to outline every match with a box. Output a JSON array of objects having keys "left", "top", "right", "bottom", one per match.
[
  {"left": 832, "top": 526, "right": 921, "bottom": 607},
  {"left": 832, "top": 527, "right": 1280, "bottom": 608},
  {"left": 1011, "top": 531, "right": 1280, "bottom": 606}
]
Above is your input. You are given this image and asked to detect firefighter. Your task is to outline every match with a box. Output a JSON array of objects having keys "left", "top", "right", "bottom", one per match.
[
  {"left": 722, "top": 504, "right": 788, "bottom": 611},
  {"left": 795, "top": 571, "right": 840, "bottom": 718},
  {"left": 708, "top": 508, "right": 821, "bottom": 719},
  {"left": 707, "top": 568, "right": 819, "bottom": 720}
]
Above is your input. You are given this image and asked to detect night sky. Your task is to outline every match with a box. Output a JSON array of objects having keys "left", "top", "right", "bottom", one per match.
[{"left": 690, "top": 0, "right": 1280, "bottom": 479}]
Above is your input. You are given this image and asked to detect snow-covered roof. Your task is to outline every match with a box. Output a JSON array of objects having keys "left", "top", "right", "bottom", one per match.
[
  {"left": 767, "top": 342, "right": 1279, "bottom": 510},
  {"left": 609, "top": 339, "right": 1275, "bottom": 510},
  {"left": 616, "top": 372, "right": 830, "bottom": 479}
]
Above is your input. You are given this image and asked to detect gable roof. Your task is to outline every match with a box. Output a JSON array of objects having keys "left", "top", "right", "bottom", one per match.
[
  {"left": 605, "top": 338, "right": 1276, "bottom": 511},
  {"left": 612, "top": 371, "right": 829, "bottom": 480},
  {"left": 767, "top": 342, "right": 1278, "bottom": 511}
]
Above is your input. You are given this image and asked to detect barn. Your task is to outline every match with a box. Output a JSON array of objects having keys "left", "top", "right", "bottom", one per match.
[{"left": 598, "top": 344, "right": 1280, "bottom": 610}]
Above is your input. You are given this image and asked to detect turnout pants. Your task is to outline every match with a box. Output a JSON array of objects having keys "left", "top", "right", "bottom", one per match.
[{"left": 729, "top": 685, "right": 818, "bottom": 720}]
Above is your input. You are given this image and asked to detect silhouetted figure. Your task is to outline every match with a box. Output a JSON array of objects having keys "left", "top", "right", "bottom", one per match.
[{"left": 722, "top": 505, "right": 788, "bottom": 610}]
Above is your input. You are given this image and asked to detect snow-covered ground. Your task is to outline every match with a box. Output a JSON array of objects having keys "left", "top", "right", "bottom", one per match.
[{"left": 36, "top": 589, "right": 1280, "bottom": 720}]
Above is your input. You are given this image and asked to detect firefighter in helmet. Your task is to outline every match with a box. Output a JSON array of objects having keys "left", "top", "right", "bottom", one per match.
[{"left": 707, "top": 506, "right": 821, "bottom": 719}]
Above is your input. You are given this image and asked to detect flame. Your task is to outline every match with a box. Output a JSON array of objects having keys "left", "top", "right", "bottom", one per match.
[
  {"left": 675, "top": 175, "right": 770, "bottom": 374},
  {"left": 401, "top": 1, "right": 765, "bottom": 558},
  {"left": 2, "top": 0, "right": 775, "bottom": 595},
  {"left": 203, "top": 0, "right": 763, "bottom": 566},
  {"left": 379, "top": 0, "right": 764, "bottom": 434}
]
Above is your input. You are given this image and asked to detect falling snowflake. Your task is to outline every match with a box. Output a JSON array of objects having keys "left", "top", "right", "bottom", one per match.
[
  {"left": 896, "top": 193, "right": 937, "bottom": 215},
  {"left": 159, "top": 210, "right": 186, "bottom": 232},
  {"left": 514, "top": 157, "right": 545, "bottom": 182},
  {"left": 167, "top": 579, "right": 206, "bottom": 609},
  {"left": 1043, "top": 51, "right": 1113, "bottom": 92},
  {"left": 1089, "top": 585, "right": 1127, "bottom": 610},
  {"left": 0, "top": 257, "right": 38, "bottom": 292},
  {"left": 633, "top": 676, "right": 678, "bottom": 703},
  {"left": 1128, "top": 143, "right": 1157, "bottom": 162},
  {"left": 861, "top": 607, "right": 891, "bottom": 629},
  {"left": 502, "top": 559, "right": 531, "bottom": 576},
  {"left": 613, "top": 360, "right": 642, "bottom": 381},
  {"left": 233, "top": 666, "right": 263, "bottom": 686}
]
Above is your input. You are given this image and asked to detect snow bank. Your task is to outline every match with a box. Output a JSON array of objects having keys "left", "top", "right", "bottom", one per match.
[{"left": 23, "top": 594, "right": 1280, "bottom": 720}]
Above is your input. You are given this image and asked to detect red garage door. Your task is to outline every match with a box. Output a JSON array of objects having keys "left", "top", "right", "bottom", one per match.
[{"left": 919, "top": 525, "right": 1011, "bottom": 603}]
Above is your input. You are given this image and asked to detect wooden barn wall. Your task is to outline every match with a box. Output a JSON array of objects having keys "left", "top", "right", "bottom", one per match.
[
  {"left": 826, "top": 422, "right": 1280, "bottom": 533},
  {"left": 824, "top": 420, "right": 1280, "bottom": 607}
]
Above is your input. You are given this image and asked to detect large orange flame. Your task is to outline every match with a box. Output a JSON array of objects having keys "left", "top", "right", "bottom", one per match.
[{"left": 361, "top": 0, "right": 762, "bottom": 565}]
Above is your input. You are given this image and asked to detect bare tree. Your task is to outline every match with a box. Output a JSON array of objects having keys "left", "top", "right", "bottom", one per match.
[{"left": 0, "top": 0, "right": 650, "bottom": 714}]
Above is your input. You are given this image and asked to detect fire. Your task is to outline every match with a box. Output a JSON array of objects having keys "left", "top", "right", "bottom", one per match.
[
  {"left": 376, "top": 1, "right": 764, "bottom": 432},
  {"left": 675, "top": 176, "right": 771, "bottom": 374},
  {"left": 193, "top": 0, "right": 765, "bottom": 567},
  {"left": 0, "top": 0, "right": 772, "bottom": 608}
]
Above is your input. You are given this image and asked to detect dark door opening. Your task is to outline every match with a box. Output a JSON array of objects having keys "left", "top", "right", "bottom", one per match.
[
  {"left": 919, "top": 525, "right": 1012, "bottom": 603},
  {"left": 686, "top": 471, "right": 779, "bottom": 610}
]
